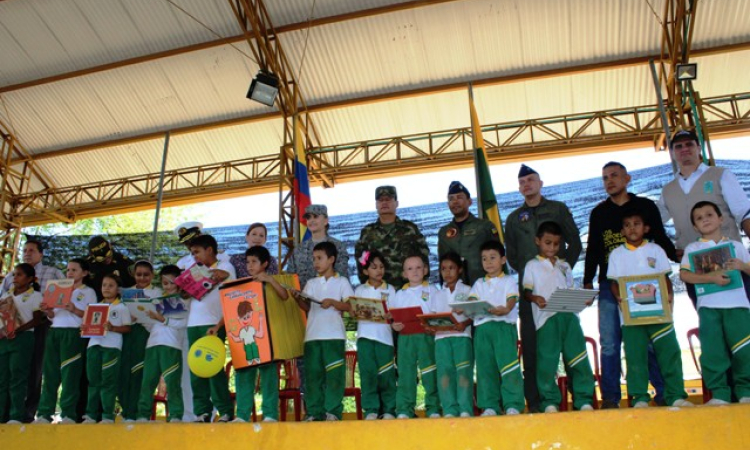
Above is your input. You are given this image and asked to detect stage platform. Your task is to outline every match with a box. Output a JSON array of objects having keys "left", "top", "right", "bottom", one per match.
[{"left": 3, "top": 404, "right": 750, "bottom": 450}]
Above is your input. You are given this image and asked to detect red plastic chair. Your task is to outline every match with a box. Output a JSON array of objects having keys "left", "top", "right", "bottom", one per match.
[
  {"left": 557, "top": 337, "right": 601, "bottom": 411},
  {"left": 226, "top": 360, "right": 259, "bottom": 422},
  {"left": 687, "top": 327, "right": 712, "bottom": 403},
  {"left": 150, "top": 376, "right": 169, "bottom": 420},
  {"left": 344, "top": 351, "right": 363, "bottom": 420},
  {"left": 278, "top": 359, "right": 303, "bottom": 421}
]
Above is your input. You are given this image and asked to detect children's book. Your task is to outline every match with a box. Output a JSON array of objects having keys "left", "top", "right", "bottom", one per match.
[
  {"left": 120, "top": 288, "right": 149, "bottom": 301},
  {"left": 0, "top": 296, "right": 20, "bottom": 339},
  {"left": 81, "top": 303, "right": 110, "bottom": 338},
  {"left": 123, "top": 298, "right": 159, "bottom": 326},
  {"left": 346, "top": 297, "right": 389, "bottom": 323},
  {"left": 417, "top": 312, "right": 459, "bottom": 331},
  {"left": 688, "top": 243, "right": 744, "bottom": 297},
  {"left": 174, "top": 263, "right": 216, "bottom": 300},
  {"left": 221, "top": 275, "right": 306, "bottom": 370},
  {"left": 155, "top": 293, "right": 189, "bottom": 317},
  {"left": 448, "top": 300, "right": 493, "bottom": 319},
  {"left": 42, "top": 279, "right": 75, "bottom": 309},
  {"left": 543, "top": 288, "right": 598, "bottom": 313},
  {"left": 389, "top": 306, "right": 425, "bottom": 335}
]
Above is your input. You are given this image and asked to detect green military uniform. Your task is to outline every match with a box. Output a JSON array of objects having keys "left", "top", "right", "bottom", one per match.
[
  {"left": 438, "top": 213, "right": 499, "bottom": 285},
  {"left": 504, "top": 196, "right": 582, "bottom": 411},
  {"left": 235, "top": 363, "right": 279, "bottom": 421},
  {"left": 355, "top": 217, "right": 430, "bottom": 288},
  {"left": 622, "top": 323, "right": 687, "bottom": 405},
  {"left": 119, "top": 323, "right": 149, "bottom": 420}
]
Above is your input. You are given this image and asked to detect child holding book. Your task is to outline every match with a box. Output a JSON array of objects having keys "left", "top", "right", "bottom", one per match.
[
  {"left": 120, "top": 260, "right": 160, "bottom": 421},
  {"left": 292, "top": 241, "right": 354, "bottom": 421},
  {"left": 186, "top": 234, "right": 236, "bottom": 422},
  {"left": 430, "top": 251, "right": 473, "bottom": 418},
  {"left": 36, "top": 258, "right": 98, "bottom": 424},
  {"left": 523, "top": 222, "right": 594, "bottom": 413},
  {"left": 230, "top": 245, "right": 288, "bottom": 423},
  {"left": 83, "top": 274, "right": 132, "bottom": 423},
  {"left": 470, "top": 241, "right": 524, "bottom": 416},
  {"left": 680, "top": 201, "right": 750, "bottom": 405},
  {"left": 607, "top": 209, "right": 692, "bottom": 408},
  {"left": 391, "top": 254, "right": 440, "bottom": 419},
  {"left": 354, "top": 249, "right": 397, "bottom": 420},
  {"left": 0, "top": 263, "right": 43, "bottom": 424},
  {"left": 136, "top": 264, "right": 186, "bottom": 423}
]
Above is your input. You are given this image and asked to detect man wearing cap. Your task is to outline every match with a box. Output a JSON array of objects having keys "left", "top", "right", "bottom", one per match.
[
  {"left": 287, "top": 204, "right": 349, "bottom": 289},
  {"left": 659, "top": 130, "right": 750, "bottom": 259},
  {"left": 86, "top": 236, "right": 136, "bottom": 300},
  {"left": 1, "top": 239, "right": 64, "bottom": 423},
  {"left": 174, "top": 221, "right": 230, "bottom": 270},
  {"left": 355, "top": 186, "right": 430, "bottom": 288},
  {"left": 504, "top": 164, "right": 582, "bottom": 412},
  {"left": 438, "top": 181, "right": 500, "bottom": 285},
  {"left": 584, "top": 161, "right": 676, "bottom": 408}
]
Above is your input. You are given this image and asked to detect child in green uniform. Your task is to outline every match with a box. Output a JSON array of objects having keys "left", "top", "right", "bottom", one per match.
[
  {"left": 136, "top": 265, "right": 186, "bottom": 422},
  {"left": 35, "top": 258, "right": 97, "bottom": 424},
  {"left": 0, "top": 264, "right": 43, "bottom": 424},
  {"left": 523, "top": 222, "right": 594, "bottom": 413},
  {"left": 119, "top": 261, "right": 158, "bottom": 421},
  {"left": 680, "top": 201, "right": 750, "bottom": 405},
  {"left": 607, "top": 209, "right": 692, "bottom": 408},
  {"left": 230, "top": 245, "right": 289, "bottom": 423},
  {"left": 83, "top": 274, "right": 132, "bottom": 423}
]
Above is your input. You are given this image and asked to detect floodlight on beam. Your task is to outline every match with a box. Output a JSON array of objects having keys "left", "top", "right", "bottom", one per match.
[
  {"left": 676, "top": 63, "right": 697, "bottom": 81},
  {"left": 246, "top": 71, "right": 280, "bottom": 107}
]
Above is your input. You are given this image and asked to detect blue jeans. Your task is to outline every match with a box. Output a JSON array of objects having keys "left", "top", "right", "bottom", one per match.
[{"left": 598, "top": 281, "right": 665, "bottom": 404}]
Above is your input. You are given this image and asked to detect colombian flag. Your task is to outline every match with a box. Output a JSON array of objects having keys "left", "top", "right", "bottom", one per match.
[
  {"left": 469, "top": 85, "right": 505, "bottom": 243},
  {"left": 293, "top": 116, "right": 312, "bottom": 242}
]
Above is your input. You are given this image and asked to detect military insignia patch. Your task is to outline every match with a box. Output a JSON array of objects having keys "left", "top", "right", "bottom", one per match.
[
  {"left": 519, "top": 211, "right": 531, "bottom": 222},
  {"left": 446, "top": 227, "right": 458, "bottom": 238},
  {"left": 647, "top": 257, "right": 656, "bottom": 268}
]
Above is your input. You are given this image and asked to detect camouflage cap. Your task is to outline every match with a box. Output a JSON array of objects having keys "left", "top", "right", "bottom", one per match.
[
  {"left": 376, "top": 185, "right": 397, "bottom": 200},
  {"left": 304, "top": 204, "right": 328, "bottom": 218}
]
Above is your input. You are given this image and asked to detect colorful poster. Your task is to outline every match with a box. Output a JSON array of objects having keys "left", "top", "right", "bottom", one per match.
[
  {"left": 82, "top": 303, "right": 110, "bottom": 338},
  {"left": 174, "top": 263, "right": 216, "bottom": 300},
  {"left": 220, "top": 279, "right": 268, "bottom": 370},
  {"left": 42, "top": 279, "right": 75, "bottom": 309}
]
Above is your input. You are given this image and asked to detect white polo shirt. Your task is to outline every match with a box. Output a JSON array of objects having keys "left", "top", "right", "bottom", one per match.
[
  {"left": 10, "top": 288, "right": 43, "bottom": 328},
  {"left": 303, "top": 274, "right": 355, "bottom": 342},
  {"left": 392, "top": 282, "right": 438, "bottom": 313},
  {"left": 187, "top": 261, "right": 236, "bottom": 327},
  {"left": 88, "top": 301, "right": 132, "bottom": 350},
  {"left": 51, "top": 285, "right": 97, "bottom": 328},
  {"left": 523, "top": 256, "right": 573, "bottom": 330},
  {"left": 431, "top": 280, "right": 472, "bottom": 340},
  {"left": 469, "top": 273, "right": 519, "bottom": 327},
  {"left": 354, "top": 281, "right": 396, "bottom": 346},
  {"left": 681, "top": 238, "right": 750, "bottom": 310},
  {"left": 607, "top": 241, "right": 672, "bottom": 279}
]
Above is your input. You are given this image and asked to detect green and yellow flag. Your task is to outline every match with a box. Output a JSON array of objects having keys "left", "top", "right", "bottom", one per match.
[{"left": 469, "top": 85, "right": 505, "bottom": 243}]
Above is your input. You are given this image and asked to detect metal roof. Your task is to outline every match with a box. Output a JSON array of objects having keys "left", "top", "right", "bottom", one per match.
[{"left": 1, "top": 0, "right": 749, "bottom": 192}]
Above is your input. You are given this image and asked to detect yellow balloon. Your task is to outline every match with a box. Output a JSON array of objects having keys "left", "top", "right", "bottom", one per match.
[{"left": 188, "top": 335, "right": 225, "bottom": 378}]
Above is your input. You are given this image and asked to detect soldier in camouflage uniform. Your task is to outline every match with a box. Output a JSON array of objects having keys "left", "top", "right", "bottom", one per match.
[
  {"left": 355, "top": 186, "right": 430, "bottom": 288},
  {"left": 437, "top": 181, "right": 500, "bottom": 285}
]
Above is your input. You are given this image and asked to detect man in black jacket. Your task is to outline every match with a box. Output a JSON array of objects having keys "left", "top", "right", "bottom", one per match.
[{"left": 584, "top": 161, "right": 676, "bottom": 408}]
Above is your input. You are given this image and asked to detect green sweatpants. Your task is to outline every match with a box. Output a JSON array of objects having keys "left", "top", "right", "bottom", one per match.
[
  {"left": 537, "top": 313, "right": 594, "bottom": 410},
  {"left": 623, "top": 323, "right": 687, "bottom": 405},
  {"left": 187, "top": 326, "right": 233, "bottom": 418},
  {"left": 235, "top": 363, "right": 279, "bottom": 421},
  {"left": 304, "top": 339, "right": 345, "bottom": 420},
  {"left": 435, "top": 336, "right": 474, "bottom": 417},
  {"left": 698, "top": 307, "right": 750, "bottom": 402},
  {"left": 38, "top": 327, "right": 86, "bottom": 421},
  {"left": 357, "top": 338, "right": 396, "bottom": 417},
  {"left": 475, "top": 321, "right": 524, "bottom": 413},
  {"left": 0, "top": 331, "right": 34, "bottom": 422},
  {"left": 85, "top": 345, "right": 121, "bottom": 421},
  {"left": 137, "top": 345, "right": 183, "bottom": 421},
  {"left": 119, "top": 323, "right": 149, "bottom": 420},
  {"left": 396, "top": 333, "right": 439, "bottom": 417}
]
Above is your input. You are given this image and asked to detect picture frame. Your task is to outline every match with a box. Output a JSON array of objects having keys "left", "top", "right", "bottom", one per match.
[
  {"left": 617, "top": 274, "right": 672, "bottom": 325},
  {"left": 417, "top": 312, "right": 459, "bottom": 331},
  {"left": 346, "top": 297, "right": 389, "bottom": 324},
  {"left": 687, "top": 243, "right": 743, "bottom": 297}
]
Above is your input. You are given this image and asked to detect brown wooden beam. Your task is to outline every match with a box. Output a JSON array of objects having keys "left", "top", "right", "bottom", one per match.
[
  {"left": 21, "top": 40, "right": 750, "bottom": 163},
  {"left": 0, "top": 0, "right": 463, "bottom": 94}
]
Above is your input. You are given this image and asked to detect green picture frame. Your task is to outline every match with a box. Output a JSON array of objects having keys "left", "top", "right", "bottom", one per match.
[{"left": 617, "top": 274, "right": 672, "bottom": 326}]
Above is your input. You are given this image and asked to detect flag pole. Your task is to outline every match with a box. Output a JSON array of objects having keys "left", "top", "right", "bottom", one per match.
[{"left": 468, "top": 83, "right": 484, "bottom": 220}]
